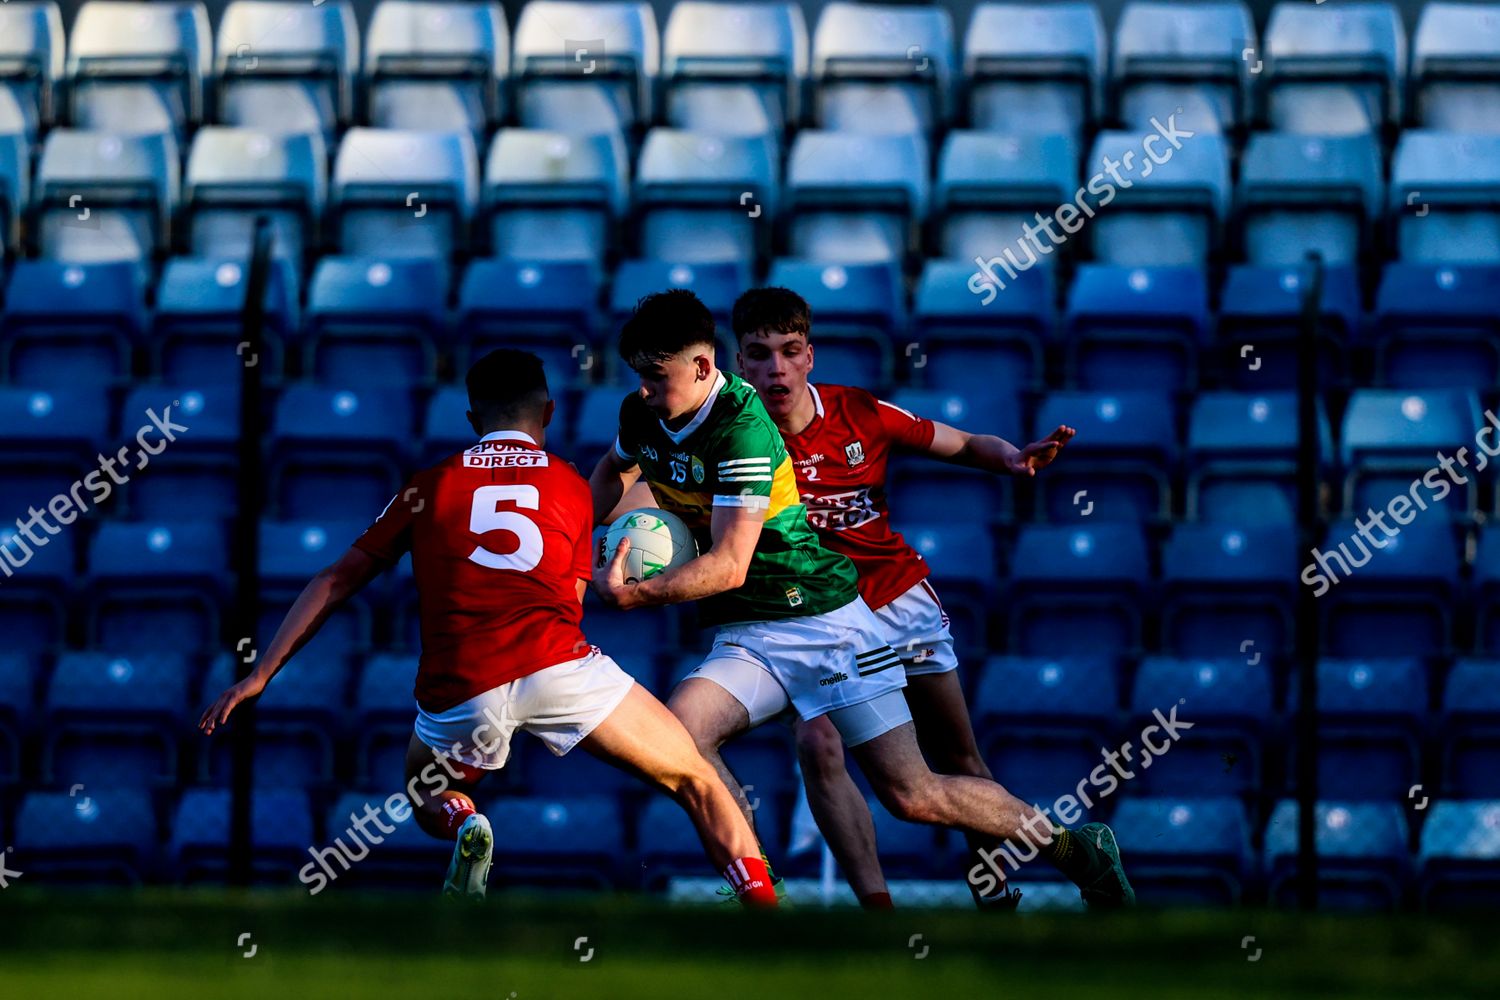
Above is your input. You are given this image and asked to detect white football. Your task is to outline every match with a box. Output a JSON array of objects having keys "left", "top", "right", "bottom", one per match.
[{"left": 604, "top": 508, "right": 699, "bottom": 584}]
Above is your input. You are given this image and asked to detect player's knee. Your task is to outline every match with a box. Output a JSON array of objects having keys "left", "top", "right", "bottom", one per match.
[{"left": 795, "top": 720, "right": 848, "bottom": 781}]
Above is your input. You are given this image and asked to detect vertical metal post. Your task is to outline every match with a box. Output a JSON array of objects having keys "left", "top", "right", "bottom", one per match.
[{"left": 1295, "top": 251, "right": 1324, "bottom": 910}]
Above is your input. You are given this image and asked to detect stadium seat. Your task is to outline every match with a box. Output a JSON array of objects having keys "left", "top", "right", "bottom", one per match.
[
  {"left": 1084, "top": 131, "right": 1230, "bottom": 267},
  {"left": 1391, "top": 132, "right": 1500, "bottom": 265},
  {"left": 1030, "top": 391, "right": 1178, "bottom": 524},
  {"left": 936, "top": 131, "right": 1079, "bottom": 267},
  {"left": 1, "top": 260, "right": 146, "bottom": 386},
  {"left": 318, "top": 789, "right": 449, "bottom": 889},
  {"left": 0, "top": 128, "right": 28, "bottom": 260},
  {"left": 0, "top": 1, "right": 64, "bottom": 141},
  {"left": 14, "top": 788, "right": 158, "bottom": 884},
  {"left": 512, "top": 1, "right": 659, "bottom": 136},
  {"left": 1109, "top": 797, "right": 1253, "bottom": 905},
  {"left": 1418, "top": 800, "right": 1500, "bottom": 910},
  {"left": 331, "top": 129, "right": 479, "bottom": 263},
  {"left": 1239, "top": 133, "right": 1383, "bottom": 269},
  {"left": 581, "top": 595, "right": 675, "bottom": 692},
  {"left": 171, "top": 787, "right": 315, "bottom": 883},
  {"left": 215, "top": 0, "right": 358, "bottom": 142},
  {"left": 765, "top": 259, "right": 902, "bottom": 390},
  {"left": 304, "top": 256, "right": 448, "bottom": 388},
  {"left": 43, "top": 651, "right": 187, "bottom": 787},
  {"left": 607, "top": 259, "right": 747, "bottom": 379},
  {"left": 482, "top": 128, "right": 628, "bottom": 268},
  {"left": 1318, "top": 518, "right": 1462, "bottom": 658},
  {"left": 571, "top": 385, "right": 630, "bottom": 465},
  {"left": 963, "top": 2, "right": 1105, "bottom": 142},
  {"left": 1217, "top": 264, "right": 1361, "bottom": 390},
  {"left": 784, "top": 131, "right": 928, "bottom": 265},
  {"left": 634, "top": 129, "right": 778, "bottom": 265},
  {"left": 636, "top": 795, "right": 717, "bottom": 887},
  {"left": 116, "top": 385, "right": 239, "bottom": 521},
  {"left": 0, "top": 652, "right": 35, "bottom": 784},
  {"left": 1063, "top": 265, "right": 1210, "bottom": 391},
  {"left": 1128, "top": 657, "right": 1272, "bottom": 797},
  {"left": 1160, "top": 524, "right": 1297, "bottom": 663},
  {"left": 1298, "top": 657, "right": 1426, "bottom": 803},
  {"left": 1264, "top": 800, "right": 1411, "bottom": 910},
  {"left": 661, "top": 1, "right": 808, "bottom": 140},
  {"left": 909, "top": 259, "right": 1048, "bottom": 397},
  {"left": 1186, "top": 391, "right": 1332, "bottom": 526},
  {"left": 1006, "top": 524, "right": 1151, "bottom": 657},
  {"left": 152, "top": 256, "right": 299, "bottom": 385},
  {"left": 184, "top": 128, "right": 326, "bottom": 267},
  {"left": 899, "top": 521, "right": 998, "bottom": 650},
  {"left": 810, "top": 1, "right": 955, "bottom": 137},
  {"left": 1440, "top": 659, "right": 1500, "bottom": 797},
  {"left": 1413, "top": 3, "right": 1500, "bottom": 133},
  {"left": 1111, "top": 1, "right": 1255, "bottom": 137},
  {"left": 269, "top": 384, "right": 413, "bottom": 518},
  {"left": 365, "top": 0, "right": 507, "bottom": 139},
  {"left": 353, "top": 652, "right": 417, "bottom": 786},
  {"left": 66, "top": 1, "right": 209, "bottom": 140},
  {"left": 1475, "top": 532, "right": 1500, "bottom": 654},
  {"left": 1263, "top": 1, "right": 1406, "bottom": 136},
  {"left": 1372, "top": 264, "right": 1500, "bottom": 388},
  {"left": 885, "top": 387, "right": 1022, "bottom": 523},
  {"left": 87, "top": 521, "right": 227, "bottom": 653},
  {"left": 1339, "top": 388, "right": 1483, "bottom": 521},
  {"left": 486, "top": 795, "right": 624, "bottom": 889},
  {"left": 458, "top": 258, "right": 603, "bottom": 393},
  {"left": 34, "top": 129, "right": 178, "bottom": 264}
]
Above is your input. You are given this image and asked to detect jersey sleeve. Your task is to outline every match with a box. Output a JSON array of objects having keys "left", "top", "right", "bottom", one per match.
[
  {"left": 613, "top": 395, "right": 640, "bottom": 464},
  {"left": 353, "top": 477, "right": 420, "bottom": 563},
  {"left": 709, "top": 413, "right": 781, "bottom": 512},
  {"left": 875, "top": 395, "right": 937, "bottom": 452},
  {"left": 569, "top": 477, "right": 595, "bottom": 582}
]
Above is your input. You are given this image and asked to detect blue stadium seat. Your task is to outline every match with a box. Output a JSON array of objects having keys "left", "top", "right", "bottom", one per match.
[
  {"left": 1339, "top": 389, "right": 1483, "bottom": 521},
  {"left": 720, "top": 733, "right": 796, "bottom": 824},
  {"left": 44, "top": 651, "right": 187, "bottom": 787},
  {"left": 354, "top": 652, "right": 417, "bottom": 785},
  {"left": 1112, "top": 1, "right": 1255, "bottom": 136},
  {"left": 636, "top": 794, "right": 716, "bottom": 887},
  {"left": 1063, "top": 265, "right": 1210, "bottom": 391},
  {"left": 1297, "top": 658, "right": 1426, "bottom": 801},
  {"left": 1392, "top": 132, "right": 1500, "bottom": 265},
  {"left": 1109, "top": 796, "right": 1253, "bottom": 905},
  {"left": 215, "top": 0, "right": 357, "bottom": 142},
  {"left": 1186, "top": 391, "right": 1333, "bottom": 526},
  {"left": 936, "top": 131, "right": 1079, "bottom": 267},
  {"left": 1441, "top": 658, "right": 1500, "bottom": 797},
  {"left": 784, "top": 131, "right": 928, "bottom": 265},
  {"left": 422, "top": 385, "right": 479, "bottom": 462},
  {"left": 885, "top": 387, "right": 1021, "bottom": 524},
  {"left": 485, "top": 794, "right": 624, "bottom": 889},
  {"left": 512, "top": 1, "right": 659, "bottom": 135},
  {"left": 1218, "top": 264, "right": 1361, "bottom": 390},
  {"left": 608, "top": 259, "right": 747, "bottom": 379},
  {"left": 1264, "top": 800, "right": 1410, "bottom": 909},
  {"left": 1413, "top": 3, "right": 1500, "bottom": 133},
  {"left": 1318, "top": 518, "right": 1462, "bottom": 658},
  {"left": 1006, "top": 524, "right": 1151, "bottom": 657},
  {"left": 184, "top": 128, "right": 325, "bottom": 266},
  {"left": 1084, "top": 131, "right": 1230, "bottom": 267},
  {"left": 1372, "top": 264, "right": 1500, "bottom": 388},
  {"left": 116, "top": 385, "right": 239, "bottom": 521},
  {"left": 1129, "top": 657, "right": 1272, "bottom": 797},
  {"left": 331, "top": 128, "right": 478, "bottom": 262},
  {"left": 1030, "top": 391, "right": 1178, "bottom": 524},
  {"left": 0, "top": 523, "right": 72, "bottom": 658},
  {"left": 0, "top": 652, "right": 34, "bottom": 784},
  {"left": 1, "top": 260, "right": 145, "bottom": 387},
  {"left": 259, "top": 519, "right": 369, "bottom": 584},
  {"left": 171, "top": 787, "right": 314, "bottom": 883},
  {"left": 15, "top": 788, "right": 158, "bottom": 883},
  {"left": 304, "top": 256, "right": 447, "bottom": 388},
  {"left": 635, "top": 129, "right": 777, "bottom": 265},
  {"left": 811, "top": 1, "right": 955, "bottom": 137},
  {"left": 1264, "top": 2, "right": 1406, "bottom": 136},
  {"left": 1240, "top": 133, "right": 1383, "bottom": 268},
  {"left": 765, "top": 259, "right": 902, "bottom": 390},
  {"left": 67, "top": 1, "right": 209, "bottom": 140},
  {"left": 35, "top": 129, "right": 177, "bottom": 264},
  {"left": 972, "top": 655, "right": 1118, "bottom": 811},
  {"left": 963, "top": 2, "right": 1105, "bottom": 142},
  {"left": 0, "top": 1, "right": 64, "bottom": 142},
  {"left": 661, "top": 1, "right": 808, "bottom": 140},
  {"left": 365, "top": 0, "right": 507, "bottom": 139},
  {"left": 319, "top": 789, "right": 449, "bottom": 889},
  {"left": 483, "top": 128, "right": 628, "bottom": 267},
  {"left": 458, "top": 258, "right": 602, "bottom": 391},
  {"left": 0, "top": 128, "right": 27, "bottom": 261},
  {"left": 87, "top": 522, "right": 227, "bottom": 653},
  {"left": 270, "top": 385, "right": 412, "bottom": 518},
  {"left": 152, "top": 256, "right": 298, "bottom": 385},
  {"left": 1476, "top": 531, "right": 1500, "bottom": 654},
  {"left": 1418, "top": 800, "right": 1500, "bottom": 911},
  {"left": 570, "top": 385, "right": 630, "bottom": 468},
  {"left": 909, "top": 259, "right": 1048, "bottom": 396},
  {"left": 1161, "top": 524, "right": 1297, "bottom": 662},
  {"left": 582, "top": 595, "right": 674, "bottom": 692}
]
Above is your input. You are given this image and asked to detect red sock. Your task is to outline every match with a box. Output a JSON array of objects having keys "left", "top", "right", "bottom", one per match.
[
  {"left": 723, "top": 857, "right": 779, "bottom": 908},
  {"left": 439, "top": 796, "right": 476, "bottom": 839},
  {"left": 859, "top": 891, "right": 894, "bottom": 910}
]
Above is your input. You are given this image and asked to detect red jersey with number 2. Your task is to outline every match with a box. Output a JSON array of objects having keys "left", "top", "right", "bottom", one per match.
[
  {"left": 353, "top": 431, "right": 593, "bottom": 713},
  {"left": 779, "top": 384, "right": 936, "bottom": 611}
]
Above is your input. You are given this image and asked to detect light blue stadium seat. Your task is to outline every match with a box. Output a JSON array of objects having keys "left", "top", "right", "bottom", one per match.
[
  {"left": 184, "top": 128, "right": 325, "bottom": 266},
  {"left": 635, "top": 129, "right": 778, "bottom": 265},
  {"left": 1373, "top": 264, "right": 1500, "bottom": 388},
  {"left": 305, "top": 256, "right": 447, "bottom": 388},
  {"left": 1112, "top": 1, "right": 1255, "bottom": 136},
  {"left": 662, "top": 1, "right": 807, "bottom": 140},
  {"left": 67, "top": 1, "right": 209, "bottom": 140},
  {"left": 259, "top": 519, "right": 369, "bottom": 585},
  {"left": 152, "top": 256, "right": 299, "bottom": 385},
  {"left": 486, "top": 795, "right": 624, "bottom": 889},
  {"left": 1392, "top": 132, "right": 1500, "bottom": 265},
  {"left": 1109, "top": 797, "right": 1253, "bottom": 905},
  {"left": 571, "top": 386, "right": 631, "bottom": 465},
  {"left": 1007, "top": 524, "right": 1151, "bottom": 657},
  {"left": 1129, "top": 658, "right": 1272, "bottom": 797},
  {"left": 1218, "top": 264, "right": 1360, "bottom": 390},
  {"left": 765, "top": 259, "right": 902, "bottom": 390},
  {"left": 116, "top": 385, "right": 239, "bottom": 520},
  {"left": 936, "top": 131, "right": 1078, "bottom": 267},
  {"left": 1318, "top": 519, "right": 1461, "bottom": 658},
  {"left": 1440, "top": 659, "right": 1500, "bottom": 797},
  {"left": 87, "top": 522, "right": 227, "bottom": 653},
  {"left": 270, "top": 385, "right": 412, "bottom": 518},
  {"left": 1031, "top": 391, "right": 1178, "bottom": 524},
  {"left": 1418, "top": 800, "right": 1500, "bottom": 910},
  {"left": 0, "top": 1, "right": 64, "bottom": 141},
  {"left": 885, "top": 387, "right": 1020, "bottom": 525},
  {"left": 35, "top": 129, "right": 177, "bottom": 264},
  {"left": 483, "top": 128, "right": 628, "bottom": 268},
  {"left": 811, "top": 1, "right": 955, "bottom": 137},
  {"left": 1161, "top": 524, "right": 1297, "bottom": 663},
  {"left": 15, "top": 788, "right": 157, "bottom": 883},
  {"left": 785, "top": 131, "right": 927, "bottom": 265},
  {"left": 216, "top": 0, "right": 357, "bottom": 142},
  {"left": 1064, "top": 265, "right": 1210, "bottom": 391},
  {"left": 458, "top": 258, "right": 604, "bottom": 393},
  {"left": 1339, "top": 388, "right": 1483, "bottom": 521},
  {"left": 366, "top": 1, "right": 507, "bottom": 139},
  {"left": 608, "top": 259, "right": 747, "bottom": 380},
  {"left": 331, "top": 128, "right": 478, "bottom": 263},
  {"left": 171, "top": 787, "right": 314, "bottom": 883},
  {"left": 964, "top": 2, "right": 1105, "bottom": 142},
  {"left": 1084, "top": 131, "right": 1230, "bottom": 267},
  {"left": 1264, "top": 800, "right": 1410, "bottom": 910},
  {"left": 910, "top": 259, "right": 1048, "bottom": 396},
  {"left": 354, "top": 652, "right": 417, "bottom": 785},
  {"left": 1240, "top": 134, "right": 1383, "bottom": 268},
  {"left": 44, "top": 651, "right": 187, "bottom": 787},
  {"left": 1187, "top": 391, "right": 1332, "bottom": 526},
  {"left": 512, "top": 1, "right": 658, "bottom": 135},
  {"left": 1, "top": 260, "right": 145, "bottom": 386},
  {"left": 1264, "top": 1, "right": 1406, "bottom": 135},
  {"left": 1413, "top": 3, "right": 1500, "bottom": 133}
]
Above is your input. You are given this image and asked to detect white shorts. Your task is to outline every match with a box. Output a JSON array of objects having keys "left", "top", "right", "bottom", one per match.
[
  {"left": 413, "top": 647, "right": 635, "bottom": 770},
  {"left": 874, "top": 579, "right": 959, "bottom": 677},
  {"left": 684, "top": 596, "right": 912, "bottom": 746}
]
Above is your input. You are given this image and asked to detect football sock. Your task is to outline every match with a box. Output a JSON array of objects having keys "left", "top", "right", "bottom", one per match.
[
  {"left": 859, "top": 892, "right": 894, "bottom": 911},
  {"left": 1041, "top": 825, "right": 1110, "bottom": 886},
  {"left": 963, "top": 833, "right": 1012, "bottom": 908},
  {"left": 439, "top": 796, "right": 477, "bottom": 840},
  {"left": 725, "top": 857, "right": 779, "bottom": 908}
]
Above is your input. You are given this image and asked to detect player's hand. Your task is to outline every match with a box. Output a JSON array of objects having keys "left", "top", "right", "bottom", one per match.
[
  {"left": 592, "top": 536, "right": 638, "bottom": 610},
  {"left": 198, "top": 674, "right": 267, "bottom": 735},
  {"left": 1007, "top": 425, "right": 1076, "bottom": 477}
]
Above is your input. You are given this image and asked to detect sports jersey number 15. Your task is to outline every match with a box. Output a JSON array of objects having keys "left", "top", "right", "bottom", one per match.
[{"left": 468, "top": 484, "right": 542, "bottom": 571}]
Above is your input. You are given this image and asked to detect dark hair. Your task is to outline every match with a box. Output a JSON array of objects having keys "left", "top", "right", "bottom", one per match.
[
  {"left": 618, "top": 289, "right": 717, "bottom": 365},
  {"left": 732, "top": 286, "right": 812, "bottom": 341},
  {"left": 466, "top": 349, "right": 549, "bottom": 426}
]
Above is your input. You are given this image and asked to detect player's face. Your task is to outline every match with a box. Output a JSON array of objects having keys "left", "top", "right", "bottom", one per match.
[
  {"left": 737, "top": 329, "right": 813, "bottom": 422},
  {"left": 630, "top": 349, "right": 711, "bottom": 421}
]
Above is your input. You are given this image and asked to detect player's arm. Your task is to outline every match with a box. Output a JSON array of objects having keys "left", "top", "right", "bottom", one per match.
[
  {"left": 923, "top": 421, "right": 1076, "bottom": 478},
  {"left": 588, "top": 444, "right": 645, "bottom": 526},
  {"left": 595, "top": 502, "right": 763, "bottom": 610}
]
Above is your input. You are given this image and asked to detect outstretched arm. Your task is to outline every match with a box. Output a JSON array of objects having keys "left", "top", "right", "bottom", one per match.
[
  {"left": 923, "top": 422, "right": 1076, "bottom": 478},
  {"left": 593, "top": 502, "right": 763, "bottom": 610}
]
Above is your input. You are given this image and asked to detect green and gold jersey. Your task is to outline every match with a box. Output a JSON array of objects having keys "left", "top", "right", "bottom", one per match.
[{"left": 613, "top": 371, "right": 861, "bottom": 627}]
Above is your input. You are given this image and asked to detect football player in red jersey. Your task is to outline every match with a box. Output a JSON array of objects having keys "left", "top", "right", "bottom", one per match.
[
  {"left": 200, "top": 350, "right": 778, "bottom": 906},
  {"left": 734, "top": 287, "right": 1081, "bottom": 910}
]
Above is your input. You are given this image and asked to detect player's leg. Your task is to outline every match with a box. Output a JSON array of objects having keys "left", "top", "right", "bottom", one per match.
[
  {"left": 791, "top": 714, "right": 892, "bottom": 908},
  {"left": 403, "top": 734, "right": 494, "bottom": 900}
]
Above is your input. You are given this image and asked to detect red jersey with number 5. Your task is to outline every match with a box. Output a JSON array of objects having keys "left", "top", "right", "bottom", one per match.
[
  {"left": 779, "top": 384, "right": 936, "bottom": 611},
  {"left": 353, "top": 430, "right": 593, "bottom": 712}
]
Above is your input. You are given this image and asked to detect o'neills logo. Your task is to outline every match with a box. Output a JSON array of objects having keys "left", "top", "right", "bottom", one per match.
[{"left": 819, "top": 672, "right": 849, "bottom": 686}]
